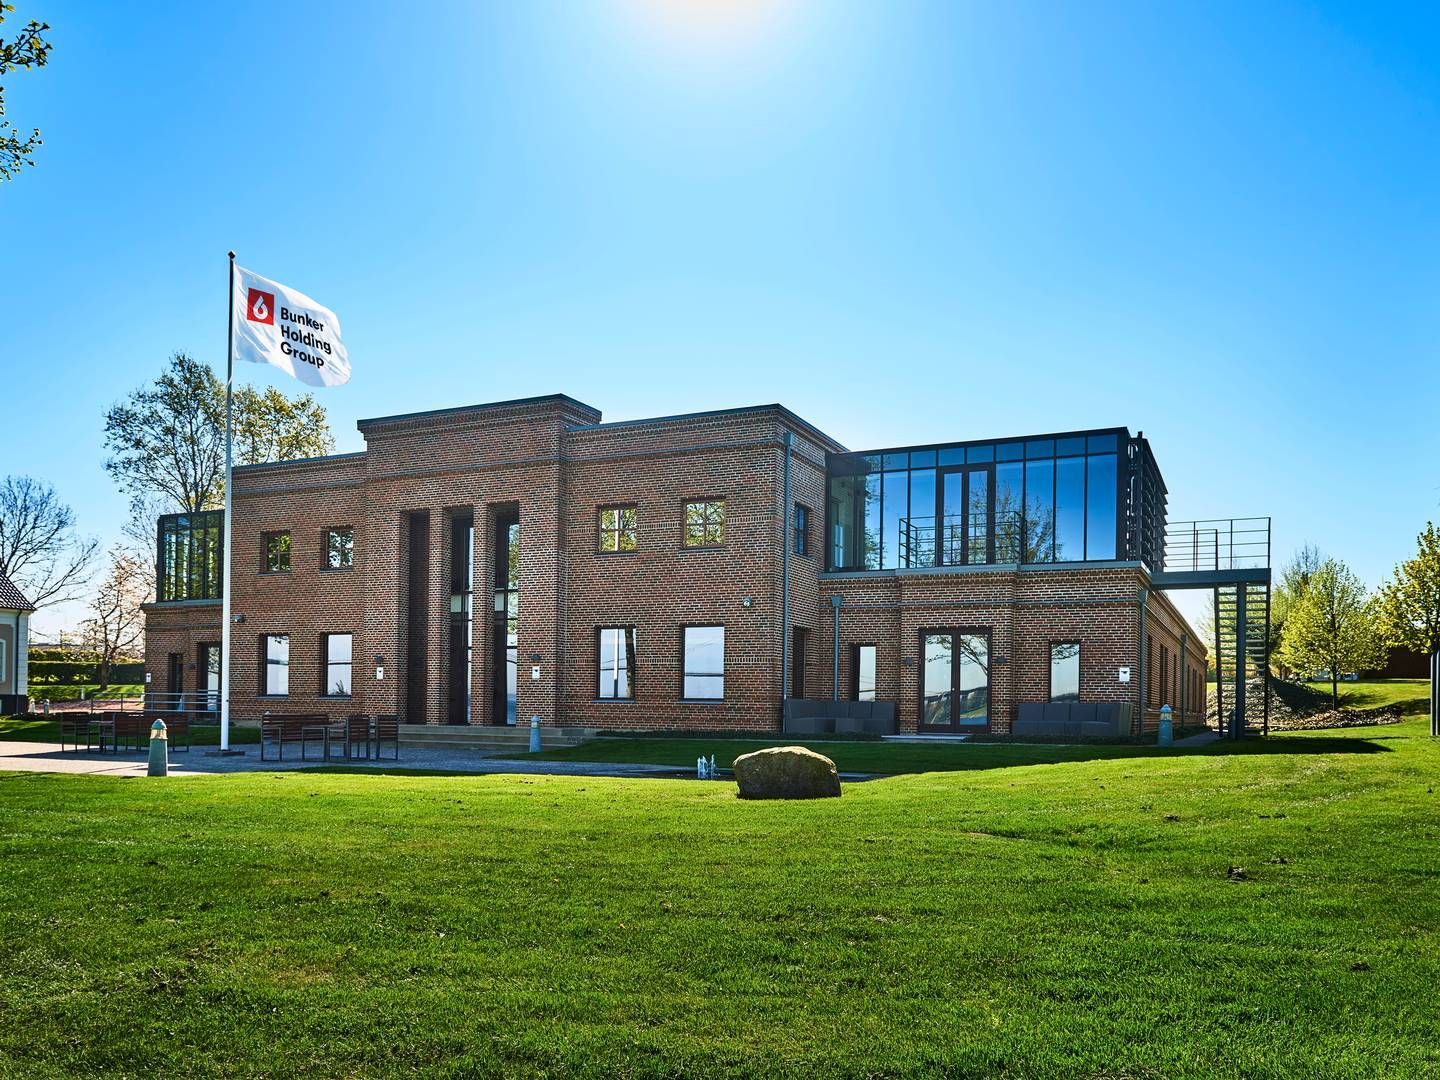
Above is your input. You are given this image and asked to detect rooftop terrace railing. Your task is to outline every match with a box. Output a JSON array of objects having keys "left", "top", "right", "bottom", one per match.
[{"left": 1163, "top": 518, "right": 1271, "bottom": 572}]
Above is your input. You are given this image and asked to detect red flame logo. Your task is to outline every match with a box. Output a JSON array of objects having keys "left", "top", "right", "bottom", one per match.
[{"left": 246, "top": 288, "right": 275, "bottom": 325}]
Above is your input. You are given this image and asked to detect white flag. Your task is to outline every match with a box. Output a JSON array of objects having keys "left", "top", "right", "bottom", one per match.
[{"left": 231, "top": 265, "right": 350, "bottom": 387}]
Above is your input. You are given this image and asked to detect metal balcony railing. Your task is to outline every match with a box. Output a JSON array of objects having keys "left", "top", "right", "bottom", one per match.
[
  {"left": 897, "top": 510, "right": 1025, "bottom": 568},
  {"left": 1163, "top": 518, "right": 1271, "bottom": 572}
]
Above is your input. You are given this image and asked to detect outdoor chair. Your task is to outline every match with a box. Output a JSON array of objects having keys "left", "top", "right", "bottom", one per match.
[
  {"left": 58, "top": 713, "right": 97, "bottom": 752},
  {"left": 342, "top": 714, "right": 371, "bottom": 760},
  {"left": 260, "top": 713, "right": 332, "bottom": 761},
  {"left": 111, "top": 714, "right": 146, "bottom": 752},
  {"left": 372, "top": 715, "right": 399, "bottom": 760},
  {"left": 145, "top": 712, "right": 191, "bottom": 752}
]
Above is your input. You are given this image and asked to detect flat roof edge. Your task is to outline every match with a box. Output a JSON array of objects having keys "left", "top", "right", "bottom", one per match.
[
  {"left": 566, "top": 403, "right": 847, "bottom": 452},
  {"left": 357, "top": 393, "right": 602, "bottom": 432}
]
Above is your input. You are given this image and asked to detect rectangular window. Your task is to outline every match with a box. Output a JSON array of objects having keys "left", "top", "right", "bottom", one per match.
[
  {"left": 793, "top": 503, "right": 809, "bottom": 556},
  {"left": 597, "top": 627, "right": 635, "bottom": 700},
  {"left": 597, "top": 506, "right": 637, "bottom": 553},
  {"left": 0, "top": 638, "right": 6, "bottom": 683},
  {"left": 325, "top": 527, "right": 354, "bottom": 569},
  {"left": 852, "top": 644, "right": 877, "bottom": 701},
  {"left": 263, "top": 531, "right": 291, "bottom": 573},
  {"left": 262, "top": 634, "right": 289, "bottom": 695},
  {"left": 1086, "top": 453, "right": 1118, "bottom": 560},
  {"left": 683, "top": 500, "right": 725, "bottom": 548},
  {"left": 323, "top": 633, "right": 352, "bottom": 696},
  {"left": 1050, "top": 642, "right": 1080, "bottom": 703},
  {"left": 682, "top": 625, "right": 725, "bottom": 700}
]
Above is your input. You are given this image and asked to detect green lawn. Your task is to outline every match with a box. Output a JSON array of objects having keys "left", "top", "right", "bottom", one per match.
[
  {"left": 26, "top": 683, "right": 144, "bottom": 702},
  {"left": 1, "top": 721, "right": 1437, "bottom": 1076},
  {"left": 0, "top": 715, "right": 261, "bottom": 745},
  {"left": 1285, "top": 677, "right": 1431, "bottom": 715}
]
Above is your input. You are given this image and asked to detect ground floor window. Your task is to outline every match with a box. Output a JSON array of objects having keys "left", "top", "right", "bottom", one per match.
[
  {"left": 682, "top": 625, "right": 725, "bottom": 700},
  {"left": 851, "top": 644, "right": 877, "bottom": 701},
  {"left": 262, "top": 635, "right": 289, "bottom": 696},
  {"left": 598, "top": 627, "right": 635, "bottom": 700},
  {"left": 323, "top": 633, "right": 352, "bottom": 697},
  {"left": 1050, "top": 642, "right": 1080, "bottom": 703},
  {"left": 920, "top": 630, "right": 989, "bottom": 730}
]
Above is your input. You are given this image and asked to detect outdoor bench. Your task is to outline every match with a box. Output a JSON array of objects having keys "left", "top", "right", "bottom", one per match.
[
  {"left": 781, "top": 698, "right": 898, "bottom": 736},
  {"left": 260, "top": 713, "right": 333, "bottom": 761}
]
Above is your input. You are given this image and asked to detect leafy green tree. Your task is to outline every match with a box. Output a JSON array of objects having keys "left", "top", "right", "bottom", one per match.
[
  {"left": 1374, "top": 522, "right": 1440, "bottom": 730},
  {"left": 0, "top": 4, "right": 52, "bottom": 182},
  {"left": 1270, "top": 544, "right": 1322, "bottom": 666},
  {"left": 103, "top": 353, "right": 336, "bottom": 514},
  {"left": 1278, "top": 558, "right": 1384, "bottom": 709}
]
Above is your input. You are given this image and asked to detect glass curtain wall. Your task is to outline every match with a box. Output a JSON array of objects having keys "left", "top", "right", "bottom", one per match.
[
  {"left": 827, "top": 433, "right": 1122, "bottom": 571},
  {"left": 156, "top": 511, "right": 224, "bottom": 601}
]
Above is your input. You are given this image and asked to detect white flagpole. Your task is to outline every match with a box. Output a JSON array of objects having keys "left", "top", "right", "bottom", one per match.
[{"left": 220, "top": 251, "right": 236, "bottom": 752}]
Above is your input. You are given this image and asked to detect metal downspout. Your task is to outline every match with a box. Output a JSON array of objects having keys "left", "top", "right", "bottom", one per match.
[
  {"left": 1137, "top": 586, "right": 1148, "bottom": 736},
  {"left": 780, "top": 431, "right": 793, "bottom": 716}
]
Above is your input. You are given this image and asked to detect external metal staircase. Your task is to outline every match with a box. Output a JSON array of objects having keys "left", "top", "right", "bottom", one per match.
[{"left": 1154, "top": 518, "right": 1272, "bottom": 738}]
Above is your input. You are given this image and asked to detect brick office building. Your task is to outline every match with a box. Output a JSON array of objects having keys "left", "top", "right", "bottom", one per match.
[{"left": 142, "top": 393, "right": 1221, "bottom": 737}]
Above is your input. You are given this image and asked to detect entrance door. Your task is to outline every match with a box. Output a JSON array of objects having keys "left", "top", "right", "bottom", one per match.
[
  {"left": 197, "top": 643, "right": 220, "bottom": 714},
  {"left": 918, "top": 630, "right": 991, "bottom": 733},
  {"left": 938, "top": 465, "right": 993, "bottom": 565}
]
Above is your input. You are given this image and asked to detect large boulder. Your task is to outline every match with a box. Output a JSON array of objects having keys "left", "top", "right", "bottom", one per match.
[{"left": 732, "top": 745, "right": 841, "bottom": 800}]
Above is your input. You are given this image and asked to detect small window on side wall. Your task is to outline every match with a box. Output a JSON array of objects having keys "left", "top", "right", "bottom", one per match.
[
  {"left": 683, "top": 500, "right": 725, "bottom": 548},
  {"left": 0, "top": 638, "right": 7, "bottom": 683},
  {"left": 852, "top": 644, "right": 876, "bottom": 702},
  {"left": 597, "top": 506, "right": 637, "bottom": 553},
  {"left": 597, "top": 627, "right": 635, "bottom": 699},
  {"left": 793, "top": 503, "right": 810, "bottom": 556},
  {"left": 263, "top": 531, "right": 291, "bottom": 573},
  {"left": 1050, "top": 642, "right": 1080, "bottom": 703},
  {"left": 682, "top": 625, "right": 725, "bottom": 699},
  {"left": 262, "top": 634, "right": 289, "bottom": 695},
  {"left": 323, "top": 633, "right": 352, "bottom": 696},
  {"left": 325, "top": 527, "right": 354, "bottom": 569}
]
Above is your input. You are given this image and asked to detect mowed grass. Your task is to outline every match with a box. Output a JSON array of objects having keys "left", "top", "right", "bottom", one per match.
[
  {"left": 1, "top": 723, "right": 1438, "bottom": 1077},
  {"left": 1288, "top": 677, "right": 1431, "bottom": 715},
  {"left": 0, "top": 715, "right": 261, "bottom": 745},
  {"left": 26, "top": 683, "right": 145, "bottom": 702}
]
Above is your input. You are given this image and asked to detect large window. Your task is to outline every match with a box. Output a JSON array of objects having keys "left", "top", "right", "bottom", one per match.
[
  {"left": 1050, "top": 642, "right": 1080, "bottom": 703},
  {"left": 683, "top": 500, "right": 725, "bottom": 548},
  {"left": 325, "top": 527, "right": 354, "bottom": 569},
  {"left": 682, "top": 626, "right": 725, "bottom": 700},
  {"left": 156, "top": 510, "right": 223, "bottom": 601},
  {"left": 598, "top": 627, "right": 635, "bottom": 700},
  {"left": 597, "top": 506, "right": 637, "bottom": 553},
  {"left": 851, "top": 644, "right": 876, "bottom": 701},
  {"left": 323, "top": 633, "right": 352, "bottom": 697},
  {"left": 826, "top": 432, "right": 1126, "bottom": 570},
  {"left": 263, "top": 531, "right": 291, "bottom": 573},
  {"left": 262, "top": 634, "right": 289, "bottom": 695}
]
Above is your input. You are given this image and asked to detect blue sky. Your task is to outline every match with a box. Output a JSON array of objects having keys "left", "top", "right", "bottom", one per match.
[{"left": 1, "top": 1, "right": 1438, "bottom": 634}]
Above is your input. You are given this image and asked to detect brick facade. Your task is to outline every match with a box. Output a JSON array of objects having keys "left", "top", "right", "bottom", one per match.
[{"left": 142, "top": 394, "right": 1206, "bottom": 735}]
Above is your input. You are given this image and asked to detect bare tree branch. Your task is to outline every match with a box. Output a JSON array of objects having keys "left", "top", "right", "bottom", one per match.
[{"left": 0, "top": 475, "right": 98, "bottom": 608}]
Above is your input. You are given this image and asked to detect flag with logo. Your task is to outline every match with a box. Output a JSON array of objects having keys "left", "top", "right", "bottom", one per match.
[{"left": 231, "top": 265, "right": 351, "bottom": 387}]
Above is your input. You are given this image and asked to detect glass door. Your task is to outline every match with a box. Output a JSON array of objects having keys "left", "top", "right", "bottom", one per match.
[
  {"left": 938, "top": 465, "right": 994, "bottom": 565},
  {"left": 918, "top": 630, "right": 991, "bottom": 733},
  {"left": 198, "top": 643, "right": 220, "bottom": 714}
]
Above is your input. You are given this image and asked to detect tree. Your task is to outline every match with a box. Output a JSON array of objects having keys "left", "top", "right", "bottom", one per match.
[
  {"left": 77, "top": 547, "right": 148, "bottom": 689},
  {"left": 103, "top": 352, "right": 336, "bottom": 514},
  {"left": 0, "top": 476, "right": 98, "bottom": 608},
  {"left": 1374, "top": 522, "right": 1440, "bottom": 732},
  {"left": 1278, "top": 558, "right": 1384, "bottom": 709},
  {"left": 0, "top": 4, "right": 52, "bottom": 182},
  {"left": 1270, "top": 544, "right": 1323, "bottom": 667}
]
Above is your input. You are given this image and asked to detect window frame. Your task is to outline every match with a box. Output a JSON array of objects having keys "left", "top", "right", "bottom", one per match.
[
  {"left": 321, "top": 632, "right": 353, "bottom": 698},
  {"left": 323, "top": 526, "right": 355, "bottom": 571},
  {"left": 793, "top": 502, "right": 810, "bottom": 557},
  {"left": 1048, "top": 640, "right": 1081, "bottom": 704},
  {"left": 262, "top": 530, "right": 292, "bottom": 574},
  {"left": 0, "top": 638, "right": 7, "bottom": 683},
  {"left": 850, "top": 643, "right": 877, "bottom": 702},
  {"left": 596, "top": 505, "right": 638, "bottom": 555},
  {"left": 595, "top": 626, "right": 636, "bottom": 701},
  {"left": 681, "top": 498, "right": 726, "bottom": 549},
  {"left": 260, "top": 634, "right": 290, "bottom": 696},
  {"left": 680, "top": 624, "right": 726, "bottom": 702}
]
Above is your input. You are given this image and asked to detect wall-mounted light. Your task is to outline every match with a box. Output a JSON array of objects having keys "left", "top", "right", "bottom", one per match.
[
  {"left": 741, "top": 597, "right": 753, "bottom": 608},
  {"left": 231, "top": 613, "right": 246, "bottom": 624},
  {"left": 374, "top": 655, "right": 385, "bottom": 666},
  {"left": 529, "top": 652, "right": 542, "bottom": 663}
]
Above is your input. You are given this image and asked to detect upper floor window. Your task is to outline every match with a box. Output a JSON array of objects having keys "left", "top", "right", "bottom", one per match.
[
  {"left": 323, "top": 633, "right": 352, "bottom": 696},
  {"left": 793, "top": 503, "right": 809, "bottom": 556},
  {"left": 262, "top": 634, "right": 289, "bottom": 695},
  {"left": 325, "top": 527, "right": 354, "bottom": 569},
  {"left": 683, "top": 499, "right": 725, "bottom": 548},
  {"left": 156, "top": 510, "right": 224, "bottom": 601},
  {"left": 597, "top": 506, "right": 637, "bottom": 553},
  {"left": 682, "top": 625, "right": 725, "bottom": 700},
  {"left": 263, "top": 531, "right": 291, "bottom": 573},
  {"left": 1050, "top": 642, "right": 1080, "bottom": 703},
  {"left": 597, "top": 627, "right": 635, "bottom": 700}
]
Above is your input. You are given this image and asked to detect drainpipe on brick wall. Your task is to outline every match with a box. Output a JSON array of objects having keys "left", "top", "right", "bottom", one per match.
[
  {"left": 831, "top": 594, "right": 842, "bottom": 701},
  {"left": 1137, "top": 585, "right": 1148, "bottom": 735},
  {"left": 780, "top": 431, "right": 793, "bottom": 714},
  {"left": 1179, "top": 630, "right": 1188, "bottom": 723}
]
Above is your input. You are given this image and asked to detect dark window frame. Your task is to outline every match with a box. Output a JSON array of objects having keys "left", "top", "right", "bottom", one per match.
[
  {"left": 321, "top": 632, "right": 353, "bottom": 698},
  {"left": 595, "top": 626, "right": 637, "bottom": 701},
  {"left": 793, "top": 502, "right": 810, "bottom": 557},
  {"left": 262, "top": 530, "right": 292, "bottom": 574},
  {"left": 850, "top": 643, "right": 877, "bottom": 702},
  {"left": 323, "top": 526, "right": 355, "bottom": 571},
  {"left": 596, "top": 505, "right": 638, "bottom": 554},
  {"left": 682, "top": 498, "right": 726, "bottom": 549},
  {"left": 1048, "top": 640, "right": 1081, "bottom": 703},
  {"left": 680, "top": 623, "right": 726, "bottom": 702},
  {"left": 916, "top": 627, "right": 992, "bottom": 733},
  {"left": 259, "top": 633, "right": 289, "bottom": 697}
]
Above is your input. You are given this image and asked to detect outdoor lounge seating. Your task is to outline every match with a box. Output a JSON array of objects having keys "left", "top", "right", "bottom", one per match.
[
  {"left": 342, "top": 714, "right": 371, "bottom": 760},
  {"left": 260, "top": 713, "right": 333, "bottom": 761},
  {"left": 58, "top": 713, "right": 99, "bottom": 752},
  {"left": 781, "top": 698, "right": 898, "bottom": 736},
  {"left": 1013, "top": 702, "right": 1134, "bottom": 739},
  {"left": 372, "top": 715, "right": 399, "bottom": 760}
]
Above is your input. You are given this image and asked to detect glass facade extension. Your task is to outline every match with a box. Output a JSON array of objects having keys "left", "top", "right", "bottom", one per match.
[
  {"left": 827, "top": 430, "right": 1129, "bottom": 572},
  {"left": 156, "top": 511, "right": 224, "bottom": 601}
]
